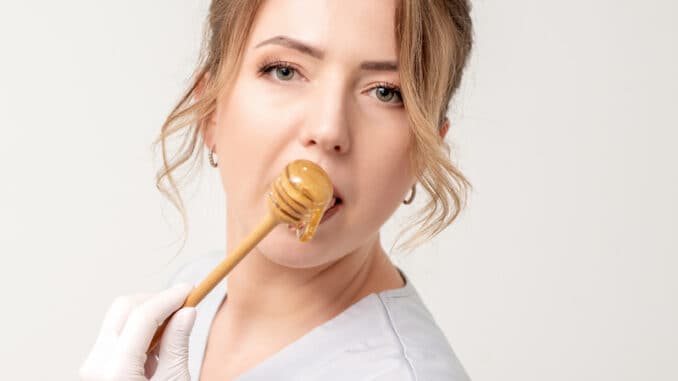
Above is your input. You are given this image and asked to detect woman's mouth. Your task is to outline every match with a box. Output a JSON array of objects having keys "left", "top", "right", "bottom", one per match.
[
  {"left": 319, "top": 196, "right": 343, "bottom": 224},
  {"left": 287, "top": 195, "right": 343, "bottom": 231}
]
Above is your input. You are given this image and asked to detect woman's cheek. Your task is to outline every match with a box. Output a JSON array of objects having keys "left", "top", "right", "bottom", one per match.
[{"left": 361, "top": 149, "right": 412, "bottom": 216}]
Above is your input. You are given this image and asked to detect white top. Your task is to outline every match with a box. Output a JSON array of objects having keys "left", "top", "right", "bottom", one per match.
[{"left": 168, "top": 250, "right": 471, "bottom": 380}]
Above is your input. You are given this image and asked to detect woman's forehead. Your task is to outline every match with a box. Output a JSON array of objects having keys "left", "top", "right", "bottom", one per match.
[{"left": 247, "top": 0, "right": 399, "bottom": 61}]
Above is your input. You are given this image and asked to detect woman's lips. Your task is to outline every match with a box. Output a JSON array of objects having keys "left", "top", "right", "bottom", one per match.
[{"left": 319, "top": 198, "right": 342, "bottom": 224}]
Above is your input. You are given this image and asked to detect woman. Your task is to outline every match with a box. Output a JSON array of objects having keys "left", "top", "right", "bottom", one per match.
[{"left": 79, "top": 0, "right": 474, "bottom": 379}]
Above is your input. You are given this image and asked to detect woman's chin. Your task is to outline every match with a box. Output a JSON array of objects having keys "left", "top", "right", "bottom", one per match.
[{"left": 254, "top": 224, "right": 338, "bottom": 268}]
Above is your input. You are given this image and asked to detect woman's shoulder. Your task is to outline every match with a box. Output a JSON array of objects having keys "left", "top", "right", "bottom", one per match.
[
  {"left": 293, "top": 270, "right": 471, "bottom": 380},
  {"left": 356, "top": 273, "right": 472, "bottom": 380}
]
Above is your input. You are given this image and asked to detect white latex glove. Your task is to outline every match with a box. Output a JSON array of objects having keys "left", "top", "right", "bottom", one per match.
[{"left": 79, "top": 283, "right": 197, "bottom": 381}]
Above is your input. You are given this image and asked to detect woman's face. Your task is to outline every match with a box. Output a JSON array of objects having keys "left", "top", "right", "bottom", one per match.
[{"left": 208, "top": 0, "right": 414, "bottom": 268}]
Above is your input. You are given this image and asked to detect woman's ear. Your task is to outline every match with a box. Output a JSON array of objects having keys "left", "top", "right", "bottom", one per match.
[{"left": 440, "top": 117, "right": 450, "bottom": 140}]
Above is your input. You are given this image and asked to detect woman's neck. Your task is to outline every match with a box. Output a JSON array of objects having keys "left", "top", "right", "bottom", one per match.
[{"left": 216, "top": 229, "right": 404, "bottom": 345}]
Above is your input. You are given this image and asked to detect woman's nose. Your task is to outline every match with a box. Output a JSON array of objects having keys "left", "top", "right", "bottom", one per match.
[{"left": 297, "top": 89, "right": 351, "bottom": 155}]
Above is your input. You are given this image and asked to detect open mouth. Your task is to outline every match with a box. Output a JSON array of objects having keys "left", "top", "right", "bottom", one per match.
[
  {"left": 319, "top": 195, "right": 343, "bottom": 223},
  {"left": 287, "top": 194, "right": 343, "bottom": 231}
]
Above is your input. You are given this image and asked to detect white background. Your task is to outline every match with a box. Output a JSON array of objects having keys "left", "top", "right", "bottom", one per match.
[{"left": 0, "top": 1, "right": 676, "bottom": 380}]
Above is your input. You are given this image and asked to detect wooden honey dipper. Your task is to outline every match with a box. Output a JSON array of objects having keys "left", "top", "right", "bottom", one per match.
[{"left": 146, "top": 159, "right": 334, "bottom": 354}]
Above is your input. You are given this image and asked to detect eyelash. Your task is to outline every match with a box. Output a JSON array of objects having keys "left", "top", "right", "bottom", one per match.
[{"left": 256, "top": 57, "right": 403, "bottom": 105}]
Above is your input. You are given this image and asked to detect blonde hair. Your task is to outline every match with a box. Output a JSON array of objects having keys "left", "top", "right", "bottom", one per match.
[{"left": 153, "top": 0, "right": 474, "bottom": 255}]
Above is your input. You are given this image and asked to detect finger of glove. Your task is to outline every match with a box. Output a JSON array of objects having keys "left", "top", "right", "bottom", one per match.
[
  {"left": 117, "top": 283, "right": 193, "bottom": 357},
  {"left": 82, "top": 293, "right": 155, "bottom": 378},
  {"left": 99, "top": 293, "right": 155, "bottom": 339},
  {"left": 154, "top": 307, "right": 196, "bottom": 379}
]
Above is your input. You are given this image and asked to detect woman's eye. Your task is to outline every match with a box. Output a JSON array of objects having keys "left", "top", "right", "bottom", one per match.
[
  {"left": 260, "top": 63, "right": 297, "bottom": 81},
  {"left": 370, "top": 85, "right": 403, "bottom": 105}
]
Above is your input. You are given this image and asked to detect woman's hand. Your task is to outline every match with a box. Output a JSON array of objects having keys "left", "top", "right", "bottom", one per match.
[{"left": 79, "top": 283, "right": 197, "bottom": 381}]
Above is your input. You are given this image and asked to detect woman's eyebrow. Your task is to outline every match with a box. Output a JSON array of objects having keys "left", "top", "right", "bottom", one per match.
[{"left": 254, "top": 35, "right": 398, "bottom": 71}]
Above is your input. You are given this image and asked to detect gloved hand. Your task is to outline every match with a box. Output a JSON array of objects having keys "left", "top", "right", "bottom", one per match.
[{"left": 79, "top": 283, "right": 197, "bottom": 381}]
